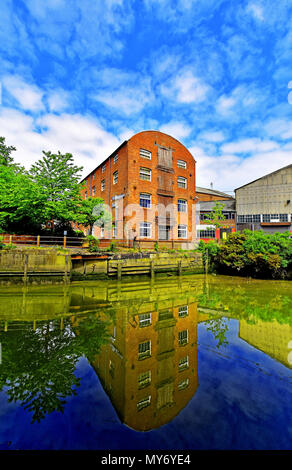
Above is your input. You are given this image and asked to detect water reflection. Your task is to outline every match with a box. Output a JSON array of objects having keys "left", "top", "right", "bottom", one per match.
[{"left": 0, "top": 275, "right": 291, "bottom": 432}]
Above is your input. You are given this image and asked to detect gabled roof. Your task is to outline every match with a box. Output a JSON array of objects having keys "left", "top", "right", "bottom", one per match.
[
  {"left": 234, "top": 164, "right": 292, "bottom": 191},
  {"left": 196, "top": 186, "right": 234, "bottom": 198}
]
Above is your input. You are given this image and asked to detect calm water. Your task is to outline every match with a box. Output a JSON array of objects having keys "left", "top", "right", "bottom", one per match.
[{"left": 0, "top": 274, "right": 291, "bottom": 450}]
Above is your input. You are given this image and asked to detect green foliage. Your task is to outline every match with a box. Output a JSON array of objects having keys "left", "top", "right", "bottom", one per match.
[
  {"left": 212, "top": 230, "right": 292, "bottom": 279},
  {"left": 154, "top": 241, "right": 159, "bottom": 252},
  {"left": 109, "top": 241, "right": 117, "bottom": 252},
  {"left": 204, "top": 201, "right": 226, "bottom": 229},
  {"left": 0, "top": 136, "right": 16, "bottom": 167},
  {"left": 87, "top": 235, "right": 100, "bottom": 252},
  {"left": 76, "top": 197, "right": 109, "bottom": 235}
]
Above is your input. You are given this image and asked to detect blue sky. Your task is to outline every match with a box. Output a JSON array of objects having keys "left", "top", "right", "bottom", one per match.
[{"left": 0, "top": 0, "right": 292, "bottom": 191}]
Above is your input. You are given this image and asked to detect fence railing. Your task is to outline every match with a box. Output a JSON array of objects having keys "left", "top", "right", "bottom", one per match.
[
  {"left": 0, "top": 234, "right": 85, "bottom": 248},
  {"left": 0, "top": 234, "right": 196, "bottom": 250}
]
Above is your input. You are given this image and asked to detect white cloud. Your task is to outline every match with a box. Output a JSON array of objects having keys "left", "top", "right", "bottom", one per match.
[
  {"left": 93, "top": 67, "right": 154, "bottom": 116},
  {"left": 2, "top": 75, "right": 44, "bottom": 112},
  {"left": 264, "top": 119, "right": 292, "bottom": 140},
  {"left": 161, "top": 70, "right": 209, "bottom": 104},
  {"left": 159, "top": 121, "right": 191, "bottom": 139},
  {"left": 198, "top": 130, "right": 226, "bottom": 143},
  {"left": 221, "top": 138, "right": 278, "bottom": 154},
  {"left": 247, "top": 3, "right": 265, "bottom": 21},
  {"left": 47, "top": 90, "right": 69, "bottom": 112},
  {"left": 191, "top": 140, "right": 292, "bottom": 192},
  {"left": 0, "top": 107, "right": 120, "bottom": 177}
]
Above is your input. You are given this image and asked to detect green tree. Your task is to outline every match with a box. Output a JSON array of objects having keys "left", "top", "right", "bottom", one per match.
[
  {"left": 0, "top": 136, "right": 16, "bottom": 166},
  {"left": 0, "top": 165, "right": 49, "bottom": 233},
  {"left": 76, "top": 197, "right": 112, "bottom": 235},
  {"left": 29, "top": 151, "right": 83, "bottom": 223},
  {"left": 204, "top": 201, "right": 226, "bottom": 229}
]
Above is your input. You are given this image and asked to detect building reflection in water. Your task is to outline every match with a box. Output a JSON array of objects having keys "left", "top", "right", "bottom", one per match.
[{"left": 91, "top": 297, "right": 199, "bottom": 431}]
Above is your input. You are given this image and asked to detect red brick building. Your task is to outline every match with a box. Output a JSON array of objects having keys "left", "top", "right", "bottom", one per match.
[{"left": 80, "top": 130, "right": 197, "bottom": 247}]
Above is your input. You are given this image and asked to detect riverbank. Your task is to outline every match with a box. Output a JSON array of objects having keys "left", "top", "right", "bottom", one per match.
[{"left": 0, "top": 248, "right": 204, "bottom": 283}]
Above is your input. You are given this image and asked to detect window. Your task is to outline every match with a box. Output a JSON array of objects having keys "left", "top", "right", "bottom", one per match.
[
  {"left": 197, "top": 229, "right": 216, "bottom": 238},
  {"left": 92, "top": 172, "right": 95, "bottom": 180},
  {"left": 237, "top": 215, "right": 244, "bottom": 223},
  {"left": 101, "top": 180, "right": 105, "bottom": 191},
  {"left": 200, "top": 213, "right": 210, "bottom": 221},
  {"left": 177, "top": 176, "right": 187, "bottom": 189},
  {"left": 92, "top": 186, "right": 95, "bottom": 196},
  {"left": 137, "top": 395, "right": 151, "bottom": 411},
  {"left": 178, "top": 330, "right": 188, "bottom": 346},
  {"left": 138, "top": 340, "right": 151, "bottom": 360},
  {"left": 140, "top": 167, "right": 151, "bottom": 181},
  {"left": 102, "top": 164, "right": 106, "bottom": 173},
  {"left": 84, "top": 191, "right": 88, "bottom": 199},
  {"left": 178, "top": 305, "right": 188, "bottom": 317},
  {"left": 113, "top": 171, "right": 118, "bottom": 184},
  {"left": 100, "top": 226, "right": 104, "bottom": 238},
  {"left": 112, "top": 223, "right": 117, "bottom": 238},
  {"left": 140, "top": 148, "right": 151, "bottom": 160},
  {"left": 253, "top": 214, "right": 261, "bottom": 222},
  {"left": 178, "top": 356, "right": 189, "bottom": 371},
  {"left": 140, "top": 193, "right": 151, "bottom": 208},
  {"left": 280, "top": 214, "right": 288, "bottom": 222},
  {"left": 114, "top": 154, "right": 118, "bottom": 164},
  {"left": 139, "top": 313, "right": 151, "bottom": 327},
  {"left": 270, "top": 214, "right": 279, "bottom": 221},
  {"left": 140, "top": 222, "right": 152, "bottom": 238},
  {"left": 138, "top": 371, "right": 151, "bottom": 389},
  {"left": 262, "top": 214, "right": 270, "bottom": 222},
  {"left": 178, "top": 224, "right": 187, "bottom": 238},
  {"left": 178, "top": 378, "right": 189, "bottom": 391},
  {"left": 178, "top": 199, "right": 187, "bottom": 212},
  {"left": 177, "top": 160, "right": 187, "bottom": 169}
]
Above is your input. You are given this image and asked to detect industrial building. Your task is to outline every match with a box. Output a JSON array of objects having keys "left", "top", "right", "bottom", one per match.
[{"left": 235, "top": 164, "right": 292, "bottom": 233}]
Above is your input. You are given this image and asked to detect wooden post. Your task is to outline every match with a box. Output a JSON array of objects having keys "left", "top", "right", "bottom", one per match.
[
  {"left": 60, "top": 317, "right": 64, "bottom": 330},
  {"left": 178, "top": 260, "right": 182, "bottom": 276},
  {"left": 23, "top": 253, "right": 28, "bottom": 284},
  {"left": 205, "top": 249, "right": 208, "bottom": 274},
  {"left": 83, "top": 260, "right": 87, "bottom": 276},
  {"left": 63, "top": 236, "right": 67, "bottom": 249},
  {"left": 117, "top": 261, "right": 122, "bottom": 280},
  {"left": 33, "top": 320, "right": 36, "bottom": 331},
  {"left": 9, "top": 235, "right": 12, "bottom": 244},
  {"left": 37, "top": 235, "right": 40, "bottom": 247},
  {"left": 150, "top": 260, "right": 155, "bottom": 279},
  {"left": 64, "top": 254, "right": 69, "bottom": 284}
]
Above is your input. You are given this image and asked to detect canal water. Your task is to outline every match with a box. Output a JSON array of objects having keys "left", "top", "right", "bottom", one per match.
[{"left": 0, "top": 275, "right": 291, "bottom": 450}]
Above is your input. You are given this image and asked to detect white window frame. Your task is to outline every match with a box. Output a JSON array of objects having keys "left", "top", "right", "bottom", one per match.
[
  {"left": 137, "top": 395, "right": 151, "bottom": 411},
  {"left": 178, "top": 329, "right": 188, "bottom": 346},
  {"left": 178, "top": 355, "right": 189, "bottom": 371},
  {"left": 138, "top": 340, "right": 151, "bottom": 360},
  {"left": 101, "top": 180, "right": 105, "bottom": 191},
  {"left": 138, "top": 370, "right": 151, "bottom": 388},
  {"left": 140, "top": 148, "right": 151, "bottom": 160},
  {"left": 92, "top": 186, "right": 95, "bottom": 197},
  {"left": 92, "top": 172, "right": 95, "bottom": 180},
  {"left": 177, "top": 176, "right": 187, "bottom": 189},
  {"left": 100, "top": 226, "right": 104, "bottom": 238},
  {"left": 178, "top": 305, "right": 188, "bottom": 317},
  {"left": 84, "top": 191, "right": 88, "bottom": 200},
  {"left": 139, "top": 313, "right": 152, "bottom": 327},
  {"left": 178, "top": 224, "right": 187, "bottom": 239},
  {"left": 114, "top": 154, "right": 118, "bottom": 164},
  {"left": 140, "top": 193, "right": 152, "bottom": 208},
  {"left": 102, "top": 164, "right": 106, "bottom": 173},
  {"left": 178, "top": 378, "right": 189, "bottom": 390},
  {"left": 140, "top": 167, "right": 151, "bottom": 181},
  {"left": 113, "top": 171, "right": 118, "bottom": 185},
  {"left": 139, "top": 222, "right": 152, "bottom": 238},
  {"left": 177, "top": 160, "right": 187, "bottom": 169},
  {"left": 178, "top": 199, "right": 187, "bottom": 213}
]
